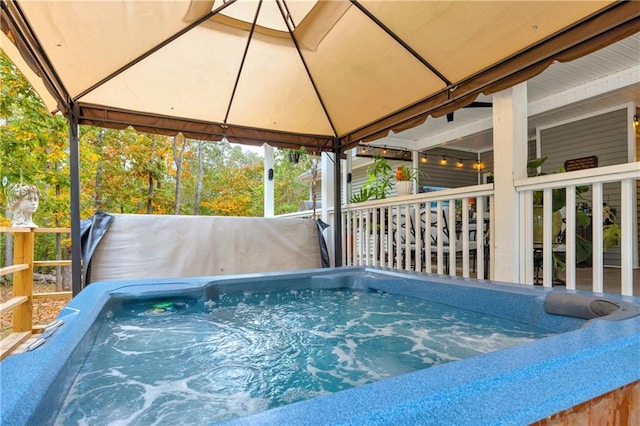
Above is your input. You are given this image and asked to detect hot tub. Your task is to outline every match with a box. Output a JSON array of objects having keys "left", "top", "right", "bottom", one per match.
[{"left": 2, "top": 267, "right": 639, "bottom": 425}]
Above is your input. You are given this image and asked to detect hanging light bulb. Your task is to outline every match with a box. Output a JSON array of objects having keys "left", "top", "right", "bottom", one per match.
[
  {"left": 456, "top": 159, "right": 464, "bottom": 168},
  {"left": 440, "top": 156, "right": 447, "bottom": 165},
  {"left": 421, "top": 154, "right": 428, "bottom": 163}
]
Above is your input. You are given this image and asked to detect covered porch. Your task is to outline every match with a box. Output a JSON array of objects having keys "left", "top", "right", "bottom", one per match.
[
  {"left": 286, "top": 160, "right": 639, "bottom": 296},
  {"left": 278, "top": 31, "right": 640, "bottom": 297}
]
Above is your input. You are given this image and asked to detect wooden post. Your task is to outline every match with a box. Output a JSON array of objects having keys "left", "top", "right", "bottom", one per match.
[{"left": 12, "top": 229, "right": 34, "bottom": 332}]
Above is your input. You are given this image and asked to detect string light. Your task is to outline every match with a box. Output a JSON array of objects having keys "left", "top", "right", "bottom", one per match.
[
  {"left": 420, "top": 154, "right": 428, "bottom": 163},
  {"left": 440, "top": 156, "right": 447, "bottom": 165},
  {"left": 456, "top": 159, "right": 464, "bottom": 168},
  {"left": 634, "top": 115, "right": 639, "bottom": 127}
]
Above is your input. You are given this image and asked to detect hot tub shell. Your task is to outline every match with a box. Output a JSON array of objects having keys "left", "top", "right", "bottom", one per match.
[{"left": 2, "top": 267, "right": 639, "bottom": 425}]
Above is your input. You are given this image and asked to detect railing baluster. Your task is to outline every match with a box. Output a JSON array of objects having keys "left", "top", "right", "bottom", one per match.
[
  {"left": 476, "top": 196, "right": 485, "bottom": 280},
  {"left": 592, "top": 182, "right": 604, "bottom": 292},
  {"left": 462, "top": 198, "right": 470, "bottom": 278},
  {"left": 394, "top": 207, "right": 401, "bottom": 269},
  {"left": 542, "top": 188, "right": 553, "bottom": 288},
  {"left": 346, "top": 211, "right": 352, "bottom": 266},
  {"left": 521, "top": 191, "right": 533, "bottom": 285},
  {"left": 386, "top": 206, "right": 393, "bottom": 268},
  {"left": 565, "top": 185, "right": 577, "bottom": 290},
  {"left": 448, "top": 200, "right": 456, "bottom": 277},
  {"left": 620, "top": 179, "right": 633, "bottom": 296},
  {"left": 436, "top": 202, "right": 444, "bottom": 274},
  {"left": 404, "top": 204, "right": 411, "bottom": 271},
  {"left": 414, "top": 202, "right": 422, "bottom": 273}
]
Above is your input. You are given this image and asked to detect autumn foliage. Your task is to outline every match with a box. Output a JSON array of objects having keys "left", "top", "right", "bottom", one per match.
[{"left": 0, "top": 52, "right": 313, "bottom": 280}]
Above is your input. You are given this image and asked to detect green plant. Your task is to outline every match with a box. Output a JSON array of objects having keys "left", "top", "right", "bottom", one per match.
[
  {"left": 527, "top": 156, "right": 621, "bottom": 270},
  {"left": 350, "top": 155, "right": 394, "bottom": 203}
]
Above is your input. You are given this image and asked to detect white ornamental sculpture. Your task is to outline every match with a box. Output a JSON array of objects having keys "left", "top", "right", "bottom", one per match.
[{"left": 6, "top": 183, "right": 40, "bottom": 228}]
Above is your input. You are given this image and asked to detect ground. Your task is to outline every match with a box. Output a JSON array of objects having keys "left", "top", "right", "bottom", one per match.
[{"left": 0, "top": 281, "right": 68, "bottom": 338}]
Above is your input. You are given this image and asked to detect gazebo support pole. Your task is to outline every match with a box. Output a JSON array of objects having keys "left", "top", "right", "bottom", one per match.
[
  {"left": 333, "top": 138, "right": 343, "bottom": 267},
  {"left": 69, "top": 102, "right": 83, "bottom": 296}
]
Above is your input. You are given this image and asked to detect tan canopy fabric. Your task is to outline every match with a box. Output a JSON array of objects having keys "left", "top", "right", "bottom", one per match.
[{"left": 2, "top": 0, "right": 638, "bottom": 153}]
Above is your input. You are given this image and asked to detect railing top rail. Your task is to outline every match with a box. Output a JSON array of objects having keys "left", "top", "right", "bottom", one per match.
[
  {"left": 0, "top": 227, "right": 71, "bottom": 233},
  {"left": 34, "top": 227, "right": 71, "bottom": 233},
  {"left": 343, "top": 184, "right": 494, "bottom": 212},
  {"left": 276, "top": 211, "right": 320, "bottom": 218},
  {"left": 0, "top": 227, "right": 32, "bottom": 233},
  {"left": 515, "top": 161, "right": 639, "bottom": 192},
  {"left": 279, "top": 184, "right": 494, "bottom": 218}
]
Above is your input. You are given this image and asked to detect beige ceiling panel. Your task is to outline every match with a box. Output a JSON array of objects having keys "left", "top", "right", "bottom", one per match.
[
  {"left": 20, "top": 0, "right": 195, "bottom": 97},
  {"left": 4, "top": 0, "right": 635, "bottom": 150},
  {"left": 80, "top": 21, "right": 251, "bottom": 123},
  {"left": 301, "top": 7, "right": 446, "bottom": 135},
  {"left": 362, "top": 1, "right": 615, "bottom": 83},
  {"left": 227, "top": 30, "right": 334, "bottom": 136}
]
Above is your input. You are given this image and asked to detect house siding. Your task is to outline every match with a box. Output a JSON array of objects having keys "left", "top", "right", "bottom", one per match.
[{"left": 416, "top": 147, "right": 481, "bottom": 190}]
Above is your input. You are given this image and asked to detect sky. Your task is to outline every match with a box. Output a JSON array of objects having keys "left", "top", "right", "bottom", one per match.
[{"left": 237, "top": 143, "right": 264, "bottom": 157}]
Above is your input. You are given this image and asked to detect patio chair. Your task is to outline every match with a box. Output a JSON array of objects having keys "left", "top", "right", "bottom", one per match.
[
  {"left": 428, "top": 208, "right": 477, "bottom": 274},
  {"left": 534, "top": 207, "right": 567, "bottom": 285}
]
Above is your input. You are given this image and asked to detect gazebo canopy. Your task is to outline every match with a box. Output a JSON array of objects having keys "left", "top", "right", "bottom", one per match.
[{"left": 2, "top": 0, "right": 638, "bottom": 153}]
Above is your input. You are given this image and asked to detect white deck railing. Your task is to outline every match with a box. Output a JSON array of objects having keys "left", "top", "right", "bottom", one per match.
[
  {"left": 341, "top": 185, "right": 494, "bottom": 279},
  {"left": 516, "top": 162, "right": 639, "bottom": 295},
  {"left": 281, "top": 163, "right": 638, "bottom": 296}
]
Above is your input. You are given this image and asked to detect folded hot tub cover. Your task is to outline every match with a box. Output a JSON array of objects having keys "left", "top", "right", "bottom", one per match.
[{"left": 82, "top": 214, "right": 329, "bottom": 284}]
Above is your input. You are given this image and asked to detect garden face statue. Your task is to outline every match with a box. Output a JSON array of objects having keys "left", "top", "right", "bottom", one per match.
[{"left": 7, "top": 183, "right": 40, "bottom": 228}]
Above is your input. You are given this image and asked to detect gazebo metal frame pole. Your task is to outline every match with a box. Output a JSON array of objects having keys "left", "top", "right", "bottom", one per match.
[{"left": 68, "top": 102, "right": 83, "bottom": 296}]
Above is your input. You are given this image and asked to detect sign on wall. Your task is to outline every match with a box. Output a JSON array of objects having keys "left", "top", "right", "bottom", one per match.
[{"left": 564, "top": 155, "right": 598, "bottom": 172}]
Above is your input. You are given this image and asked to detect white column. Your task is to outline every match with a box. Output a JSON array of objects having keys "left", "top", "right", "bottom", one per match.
[
  {"left": 492, "top": 83, "right": 528, "bottom": 283},
  {"left": 263, "top": 144, "right": 274, "bottom": 217},
  {"left": 628, "top": 106, "right": 639, "bottom": 268},
  {"left": 321, "top": 152, "right": 336, "bottom": 266},
  {"left": 412, "top": 151, "right": 419, "bottom": 194}
]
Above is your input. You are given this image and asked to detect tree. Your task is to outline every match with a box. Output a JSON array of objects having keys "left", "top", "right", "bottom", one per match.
[
  {"left": 274, "top": 149, "right": 313, "bottom": 215},
  {"left": 1, "top": 52, "right": 70, "bottom": 289},
  {"left": 193, "top": 140, "right": 203, "bottom": 215},
  {"left": 1, "top": 52, "right": 314, "bottom": 282},
  {"left": 172, "top": 134, "right": 189, "bottom": 214}
]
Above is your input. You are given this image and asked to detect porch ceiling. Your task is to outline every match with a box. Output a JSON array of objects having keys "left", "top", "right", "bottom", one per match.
[
  {"left": 1, "top": 0, "right": 638, "bottom": 154},
  {"left": 379, "top": 33, "right": 640, "bottom": 154}
]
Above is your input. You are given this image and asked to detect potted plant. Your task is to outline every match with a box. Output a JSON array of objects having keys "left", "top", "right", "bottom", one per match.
[{"left": 395, "top": 165, "right": 416, "bottom": 195}]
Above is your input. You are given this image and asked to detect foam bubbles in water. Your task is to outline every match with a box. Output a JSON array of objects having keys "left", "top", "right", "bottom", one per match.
[{"left": 55, "top": 288, "right": 553, "bottom": 425}]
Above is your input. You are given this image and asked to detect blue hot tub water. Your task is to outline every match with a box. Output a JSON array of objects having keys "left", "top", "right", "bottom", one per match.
[
  {"left": 54, "top": 288, "right": 554, "bottom": 425},
  {"left": 2, "top": 267, "right": 640, "bottom": 425}
]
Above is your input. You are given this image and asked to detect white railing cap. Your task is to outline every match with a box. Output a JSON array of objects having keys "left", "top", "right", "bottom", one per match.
[{"left": 515, "top": 161, "right": 639, "bottom": 192}]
